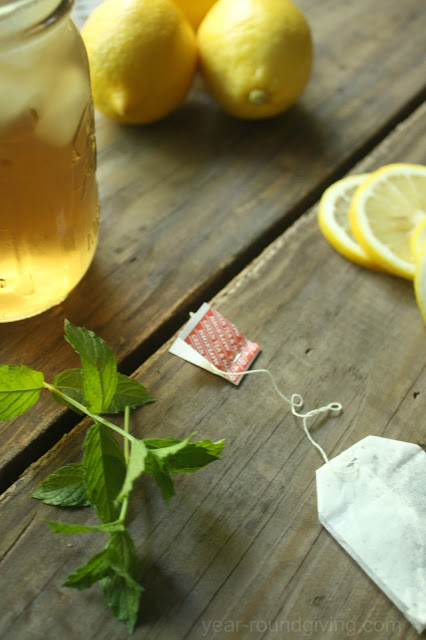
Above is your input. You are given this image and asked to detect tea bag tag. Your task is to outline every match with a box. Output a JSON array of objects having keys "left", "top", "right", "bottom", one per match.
[
  {"left": 316, "top": 435, "right": 426, "bottom": 633},
  {"left": 169, "top": 303, "right": 260, "bottom": 384}
]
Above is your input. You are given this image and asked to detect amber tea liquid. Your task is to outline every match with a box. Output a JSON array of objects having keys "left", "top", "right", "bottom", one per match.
[{"left": 0, "top": 5, "right": 99, "bottom": 322}]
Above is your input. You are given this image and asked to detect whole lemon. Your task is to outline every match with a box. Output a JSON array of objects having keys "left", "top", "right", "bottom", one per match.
[
  {"left": 197, "top": 0, "right": 313, "bottom": 119},
  {"left": 81, "top": 0, "right": 197, "bottom": 124},
  {"left": 173, "top": 0, "right": 217, "bottom": 30}
]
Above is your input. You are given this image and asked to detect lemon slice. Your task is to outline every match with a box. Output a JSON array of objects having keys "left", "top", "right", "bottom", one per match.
[
  {"left": 411, "top": 216, "right": 426, "bottom": 260},
  {"left": 414, "top": 243, "right": 426, "bottom": 324},
  {"left": 318, "top": 174, "right": 378, "bottom": 269},
  {"left": 349, "top": 163, "right": 426, "bottom": 280}
]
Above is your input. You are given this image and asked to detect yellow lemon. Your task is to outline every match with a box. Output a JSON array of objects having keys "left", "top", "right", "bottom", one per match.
[
  {"left": 318, "top": 174, "right": 380, "bottom": 270},
  {"left": 349, "top": 164, "right": 426, "bottom": 280},
  {"left": 197, "top": 0, "right": 313, "bottom": 119},
  {"left": 81, "top": 0, "right": 197, "bottom": 124},
  {"left": 173, "top": 0, "right": 217, "bottom": 30}
]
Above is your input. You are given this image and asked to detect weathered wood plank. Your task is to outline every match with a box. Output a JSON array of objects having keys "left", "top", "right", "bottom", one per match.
[
  {"left": 0, "top": 103, "right": 425, "bottom": 639},
  {"left": 0, "top": 1, "right": 425, "bottom": 485}
]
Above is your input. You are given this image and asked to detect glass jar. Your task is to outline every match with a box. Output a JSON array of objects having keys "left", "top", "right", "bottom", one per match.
[{"left": 0, "top": 0, "right": 99, "bottom": 322}]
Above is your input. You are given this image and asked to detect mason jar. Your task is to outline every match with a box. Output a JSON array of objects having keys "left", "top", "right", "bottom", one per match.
[{"left": 0, "top": 0, "right": 99, "bottom": 322}]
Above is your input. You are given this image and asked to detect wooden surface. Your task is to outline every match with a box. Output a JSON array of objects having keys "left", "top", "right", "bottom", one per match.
[
  {"left": 0, "top": 0, "right": 426, "bottom": 638},
  {"left": 1, "top": 0, "right": 425, "bottom": 489}
]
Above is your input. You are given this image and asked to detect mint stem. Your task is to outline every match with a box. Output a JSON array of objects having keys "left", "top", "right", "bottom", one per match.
[
  {"left": 43, "top": 382, "right": 136, "bottom": 445},
  {"left": 123, "top": 406, "right": 130, "bottom": 463},
  {"left": 118, "top": 406, "right": 131, "bottom": 523}
]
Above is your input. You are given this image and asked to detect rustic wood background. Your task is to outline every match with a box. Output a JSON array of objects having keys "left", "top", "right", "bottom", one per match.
[
  {"left": 0, "top": 0, "right": 425, "bottom": 638},
  {"left": 1, "top": 0, "right": 425, "bottom": 490}
]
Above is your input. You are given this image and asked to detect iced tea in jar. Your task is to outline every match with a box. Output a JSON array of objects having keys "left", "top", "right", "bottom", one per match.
[{"left": 0, "top": 0, "right": 99, "bottom": 322}]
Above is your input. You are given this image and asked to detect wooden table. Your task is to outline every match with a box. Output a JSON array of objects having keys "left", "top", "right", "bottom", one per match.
[{"left": 1, "top": 1, "right": 425, "bottom": 638}]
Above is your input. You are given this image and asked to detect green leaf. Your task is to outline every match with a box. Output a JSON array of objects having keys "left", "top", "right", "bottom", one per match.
[
  {"left": 0, "top": 364, "right": 44, "bottom": 420},
  {"left": 101, "top": 573, "right": 142, "bottom": 633},
  {"left": 116, "top": 439, "right": 148, "bottom": 501},
  {"left": 146, "top": 435, "right": 193, "bottom": 505},
  {"left": 32, "top": 462, "right": 89, "bottom": 507},
  {"left": 83, "top": 423, "right": 126, "bottom": 523},
  {"left": 144, "top": 437, "right": 225, "bottom": 473},
  {"left": 144, "top": 436, "right": 224, "bottom": 504},
  {"left": 63, "top": 549, "right": 112, "bottom": 591},
  {"left": 64, "top": 320, "right": 117, "bottom": 414},
  {"left": 100, "top": 531, "right": 143, "bottom": 632},
  {"left": 52, "top": 370, "right": 154, "bottom": 416},
  {"left": 47, "top": 520, "right": 124, "bottom": 534},
  {"left": 51, "top": 369, "right": 85, "bottom": 412},
  {"left": 149, "top": 455, "right": 175, "bottom": 506},
  {"left": 164, "top": 438, "right": 225, "bottom": 473},
  {"left": 63, "top": 531, "right": 142, "bottom": 606},
  {"left": 107, "top": 530, "right": 141, "bottom": 582},
  {"left": 104, "top": 373, "right": 154, "bottom": 414}
]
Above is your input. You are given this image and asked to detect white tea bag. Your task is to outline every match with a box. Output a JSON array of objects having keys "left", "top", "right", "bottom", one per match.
[
  {"left": 316, "top": 435, "right": 426, "bottom": 633},
  {"left": 170, "top": 306, "right": 426, "bottom": 631}
]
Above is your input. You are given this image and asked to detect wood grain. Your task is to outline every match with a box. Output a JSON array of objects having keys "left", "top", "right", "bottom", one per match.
[
  {"left": 0, "top": 102, "right": 425, "bottom": 640},
  {"left": 1, "top": 0, "right": 425, "bottom": 489}
]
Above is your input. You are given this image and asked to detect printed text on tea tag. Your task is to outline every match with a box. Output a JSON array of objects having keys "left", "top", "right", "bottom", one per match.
[{"left": 169, "top": 303, "right": 260, "bottom": 384}]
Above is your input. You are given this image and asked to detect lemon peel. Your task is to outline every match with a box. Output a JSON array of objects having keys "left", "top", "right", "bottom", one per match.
[
  {"left": 197, "top": 0, "right": 313, "bottom": 119},
  {"left": 81, "top": 0, "right": 197, "bottom": 124},
  {"left": 173, "top": 0, "right": 217, "bottom": 30}
]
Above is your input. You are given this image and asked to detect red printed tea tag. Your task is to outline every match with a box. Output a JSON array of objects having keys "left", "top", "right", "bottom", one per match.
[{"left": 169, "top": 303, "right": 260, "bottom": 384}]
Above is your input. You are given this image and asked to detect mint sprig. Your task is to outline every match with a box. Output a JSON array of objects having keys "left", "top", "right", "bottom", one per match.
[{"left": 0, "top": 320, "right": 224, "bottom": 633}]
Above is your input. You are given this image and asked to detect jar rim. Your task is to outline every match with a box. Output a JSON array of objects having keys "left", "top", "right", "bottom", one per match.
[{"left": 0, "top": 0, "right": 74, "bottom": 42}]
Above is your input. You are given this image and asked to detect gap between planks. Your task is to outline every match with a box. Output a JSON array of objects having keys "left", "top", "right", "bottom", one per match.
[{"left": 1, "top": 91, "right": 425, "bottom": 496}]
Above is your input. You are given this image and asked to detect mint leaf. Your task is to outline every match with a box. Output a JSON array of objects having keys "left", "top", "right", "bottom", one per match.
[
  {"left": 149, "top": 456, "right": 175, "bottom": 505},
  {"left": 52, "top": 369, "right": 85, "bottom": 412},
  {"left": 165, "top": 438, "right": 225, "bottom": 473},
  {"left": 52, "top": 370, "right": 154, "bottom": 416},
  {"left": 47, "top": 520, "right": 124, "bottom": 534},
  {"left": 32, "top": 462, "right": 89, "bottom": 507},
  {"left": 146, "top": 435, "right": 193, "bottom": 505},
  {"left": 64, "top": 320, "right": 117, "bottom": 414},
  {"left": 107, "top": 530, "right": 141, "bottom": 582},
  {"left": 64, "top": 530, "right": 143, "bottom": 634},
  {"left": 83, "top": 423, "right": 126, "bottom": 523},
  {"left": 117, "top": 439, "right": 148, "bottom": 501},
  {"left": 145, "top": 437, "right": 225, "bottom": 473},
  {"left": 101, "top": 573, "right": 142, "bottom": 633},
  {"left": 63, "top": 549, "right": 111, "bottom": 590},
  {"left": 100, "top": 531, "right": 143, "bottom": 632},
  {"left": 105, "top": 374, "right": 154, "bottom": 414},
  {"left": 0, "top": 364, "right": 44, "bottom": 420}
]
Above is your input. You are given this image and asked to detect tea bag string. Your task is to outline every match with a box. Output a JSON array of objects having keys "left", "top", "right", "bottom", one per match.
[
  {"left": 236, "top": 367, "right": 340, "bottom": 464},
  {"left": 206, "top": 361, "right": 356, "bottom": 477}
]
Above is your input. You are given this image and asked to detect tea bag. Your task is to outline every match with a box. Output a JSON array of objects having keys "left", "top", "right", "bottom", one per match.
[
  {"left": 170, "top": 305, "right": 426, "bottom": 632},
  {"left": 169, "top": 302, "right": 260, "bottom": 384},
  {"left": 316, "top": 436, "right": 426, "bottom": 633}
]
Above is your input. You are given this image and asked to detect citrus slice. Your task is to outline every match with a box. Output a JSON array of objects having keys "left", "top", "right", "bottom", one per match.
[
  {"left": 349, "top": 163, "right": 426, "bottom": 280},
  {"left": 414, "top": 242, "right": 426, "bottom": 324},
  {"left": 318, "top": 174, "right": 378, "bottom": 269},
  {"left": 411, "top": 216, "right": 426, "bottom": 261}
]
